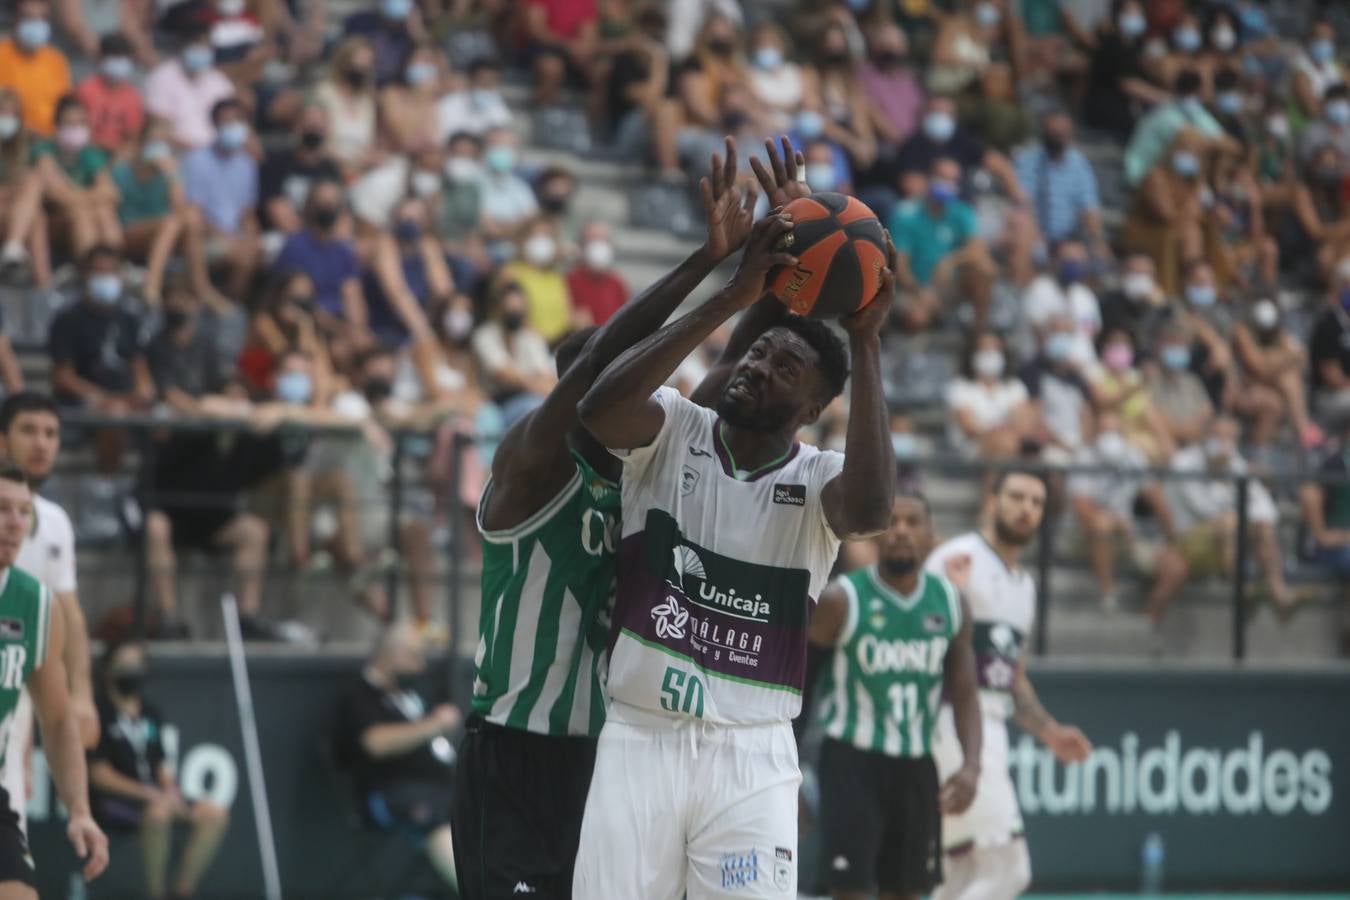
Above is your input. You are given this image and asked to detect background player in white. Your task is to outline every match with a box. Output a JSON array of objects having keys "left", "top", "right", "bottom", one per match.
[
  {"left": 925, "top": 469, "right": 1092, "bottom": 900},
  {"left": 0, "top": 392, "right": 97, "bottom": 833},
  {"left": 573, "top": 204, "right": 897, "bottom": 896}
]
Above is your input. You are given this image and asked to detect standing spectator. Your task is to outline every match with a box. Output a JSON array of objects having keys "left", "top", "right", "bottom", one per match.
[
  {"left": 313, "top": 37, "right": 381, "bottom": 179},
  {"left": 363, "top": 196, "right": 452, "bottom": 348},
  {"left": 859, "top": 22, "right": 924, "bottom": 148},
  {"left": 522, "top": 0, "right": 600, "bottom": 108},
  {"left": 334, "top": 623, "right": 461, "bottom": 890},
  {"left": 259, "top": 103, "right": 342, "bottom": 237},
  {"left": 1232, "top": 297, "right": 1322, "bottom": 449},
  {"left": 1299, "top": 427, "right": 1350, "bottom": 652},
  {"left": 379, "top": 42, "right": 444, "bottom": 156},
  {"left": 1165, "top": 416, "right": 1292, "bottom": 614},
  {"left": 143, "top": 25, "right": 236, "bottom": 151},
  {"left": 1123, "top": 69, "right": 1235, "bottom": 188},
  {"left": 343, "top": 0, "right": 419, "bottom": 88},
  {"left": 945, "top": 331, "right": 1034, "bottom": 460},
  {"left": 476, "top": 127, "right": 539, "bottom": 252},
  {"left": 889, "top": 157, "right": 996, "bottom": 331},
  {"left": 436, "top": 58, "right": 513, "bottom": 141},
  {"left": 33, "top": 94, "right": 122, "bottom": 257},
  {"left": 1069, "top": 410, "right": 1187, "bottom": 614},
  {"left": 1014, "top": 110, "right": 1107, "bottom": 253},
  {"left": 1146, "top": 322, "right": 1216, "bottom": 450},
  {"left": 1083, "top": 0, "right": 1166, "bottom": 142},
  {"left": 501, "top": 218, "right": 572, "bottom": 345},
  {"left": 1309, "top": 267, "right": 1350, "bottom": 429},
  {"left": 74, "top": 33, "right": 144, "bottom": 156},
  {"left": 1022, "top": 238, "right": 1102, "bottom": 369},
  {"left": 0, "top": 0, "right": 71, "bottom": 137},
  {"left": 566, "top": 221, "right": 628, "bottom": 328},
  {"left": 472, "top": 280, "right": 556, "bottom": 428},
  {"left": 1019, "top": 316, "right": 1097, "bottom": 465},
  {"left": 88, "top": 641, "right": 230, "bottom": 900},
  {"left": 274, "top": 180, "right": 369, "bottom": 351},
  {"left": 0, "top": 88, "right": 51, "bottom": 288}
]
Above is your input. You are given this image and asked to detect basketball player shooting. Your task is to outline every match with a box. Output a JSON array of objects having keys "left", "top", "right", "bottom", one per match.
[{"left": 571, "top": 193, "right": 898, "bottom": 895}]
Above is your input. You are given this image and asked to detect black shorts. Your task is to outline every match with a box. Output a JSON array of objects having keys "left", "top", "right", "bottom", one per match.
[
  {"left": 0, "top": 789, "right": 35, "bottom": 889},
  {"left": 817, "top": 738, "right": 942, "bottom": 894},
  {"left": 450, "top": 716, "right": 596, "bottom": 900}
]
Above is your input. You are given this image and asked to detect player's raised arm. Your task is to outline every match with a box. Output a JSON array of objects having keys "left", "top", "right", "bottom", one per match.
[
  {"left": 820, "top": 234, "right": 897, "bottom": 540},
  {"left": 939, "top": 555, "right": 982, "bottom": 815},
  {"left": 578, "top": 213, "right": 798, "bottom": 450}
]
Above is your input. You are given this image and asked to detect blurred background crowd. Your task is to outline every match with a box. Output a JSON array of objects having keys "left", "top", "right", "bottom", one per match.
[{"left": 0, "top": 0, "right": 1347, "bottom": 656}]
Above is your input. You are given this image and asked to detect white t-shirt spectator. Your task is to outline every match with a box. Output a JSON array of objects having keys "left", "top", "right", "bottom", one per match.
[
  {"left": 437, "top": 89, "right": 513, "bottom": 141},
  {"left": 143, "top": 60, "right": 236, "bottom": 149},
  {"left": 945, "top": 377, "right": 1028, "bottom": 455},
  {"left": 313, "top": 81, "right": 377, "bottom": 167},
  {"left": 666, "top": 0, "right": 744, "bottom": 60},
  {"left": 1165, "top": 445, "right": 1277, "bottom": 535},
  {"left": 1068, "top": 434, "right": 1150, "bottom": 519},
  {"left": 472, "top": 322, "right": 552, "bottom": 397},
  {"left": 1022, "top": 275, "right": 1102, "bottom": 369}
]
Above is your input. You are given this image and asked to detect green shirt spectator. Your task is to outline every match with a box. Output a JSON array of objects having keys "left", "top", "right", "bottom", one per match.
[
  {"left": 888, "top": 195, "right": 979, "bottom": 286},
  {"left": 110, "top": 160, "right": 171, "bottom": 224},
  {"left": 31, "top": 138, "right": 107, "bottom": 187},
  {"left": 1124, "top": 76, "right": 1226, "bottom": 186}
]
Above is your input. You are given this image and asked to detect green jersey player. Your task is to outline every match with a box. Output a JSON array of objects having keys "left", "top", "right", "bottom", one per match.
[{"left": 0, "top": 464, "right": 107, "bottom": 897}]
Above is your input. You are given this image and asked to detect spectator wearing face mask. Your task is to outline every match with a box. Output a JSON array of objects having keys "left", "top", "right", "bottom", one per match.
[
  {"left": 437, "top": 131, "right": 485, "bottom": 242},
  {"left": 1156, "top": 11, "right": 1212, "bottom": 95},
  {"left": 364, "top": 196, "right": 453, "bottom": 348},
  {"left": 0, "top": 88, "right": 49, "bottom": 288},
  {"left": 890, "top": 95, "right": 1027, "bottom": 212},
  {"left": 534, "top": 166, "right": 578, "bottom": 233},
  {"left": 1299, "top": 83, "right": 1350, "bottom": 170},
  {"left": 566, "top": 220, "right": 628, "bottom": 328},
  {"left": 1164, "top": 415, "right": 1292, "bottom": 616},
  {"left": 676, "top": 15, "right": 759, "bottom": 150},
  {"left": 472, "top": 280, "right": 556, "bottom": 428},
  {"left": 665, "top": 0, "right": 744, "bottom": 62},
  {"left": 1084, "top": 0, "right": 1168, "bottom": 143},
  {"left": 315, "top": 37, "right": 381, "bottom": 178},
  {"left": 1124, "top": 69, "right": 1236, "bottom": 188},
  {"left": 1022, "top": 238, "right": 1102, "bottom": 369},
  {"left": 1069, "top": 410, "right": 1187, "bottom": 615},
  {"left": 1146, "top": 322, "right": 1215, "bottom": 450},
  {"left": 1210, "top": 151, "right": 1277, "bottom": 288},
  {"left": 502, "top": 218, "right": 572, "bottom": 345},
  {"left": 1174, "top": 260, "right": 1238, "bottom": 408},
  {"left": 806, "top": 23, "right": 878, "bottom": 173},
  {"left": 380, "top": 42, "right": 444, "bottom": 156},
  {"left": 418, "top": 292, "right": 484, "bottom": 410},
  {"left": 945, "top": 331, "right": 1034, "bottom": 461},
  {"left": 75, "top": 33, "right": 143, "bottom": 156},
  {"left": 259, "top": 103, "right": 342, "bottom": 238},
  {"left": 144, "top": 25, "right": 236, "bottom": 151},
  {"left": 1209, "top": 67, "right": 1253, "bottom": 145},
  {"left": 1019, "top": 315, "right": 1097, "bottom": 464},
  {"left": 31, "top": 94, "right": 122, "bottom": 257},
  {"left": 522, "top": 0, "right": 601, "bottom": 108},
  {"left": 436, "top": 58, "right": 512, "bottom": 141},
  {"left": 1093, "top": 326, "right": 1175, "bottom": 464},
  {"left": 344, "top": 0, "right": 420, "bottom": 87},
  {"left": 859, "top": 22, "right": 925, "bottom": 147},
  {"left": 1015, "top": 110, "right": 1106, "bottom": 252},
  {"left": 1123, "top": 129, "right": 1214, "bottom": 296},
  {"left": 1099, "top": 253, "right": 1169, "bottom": 339},
  {"left": 1292, "top": 20, "right": 1344, "bottom": 122},
  {"left": 476, "top": 127, "right": 539, "bottom": 252},
  {"left": 746, "top": 23, "right": 807, "bottom": 134},
  {"left": 890, "top": 156, "right": 997, "bottom": 331},
  {"left": 802, "top": 139, "right": 852, "bottom": 196},
  {"left": 1290, "top": 144, "right": 1350, "bottom": 285},
  {"left": 927, "top": 0, "right": 1007, "bottom": 96},
  {"left": 0, "top": 0, "right": 70, "bottom": 137},
  {"left": 238, "top": 270, "right": 334, "bottom": 395},
  {"left": 274, "top": 179, "right": 369, "bottom": 349},
  {"left": 179, "top": 96, "right": 261, "bottom": 300},
  {"left": 1231, "top": 296, "right": 1322, "bottom": 449},
  {"left": 1308, "top": 265, "right": 1350, "bottom": 429}
]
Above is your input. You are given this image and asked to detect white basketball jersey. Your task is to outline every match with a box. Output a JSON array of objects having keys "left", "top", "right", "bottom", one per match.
[
  {"left": 924, "top": 532, "right": 1035, "bottom": 721},
  {"left": 607, "top": 387, "right": 845, "bottom": 726}
]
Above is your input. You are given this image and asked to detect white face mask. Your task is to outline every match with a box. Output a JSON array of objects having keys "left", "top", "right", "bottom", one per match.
[
  {"left": 411, "top": 170, "right": 441, "bottom": 198},
  {"left": 444, "top": 156, "right": 480, "bottom": 183},
  {"left": 1097, "top": 431, "right": 1127, "bottom": 459},
  {"left": 1123, "top": 271, "right": 1155, "bottom": 300},
  {"left": 973, "top": 349, "right": 1005, "bottom": 379},
  {"left": 1253, "top": 299, "right": 1279, "bottom": 330},
  {"left": 583, "top": 240, "right": 614, "bottom": 270},
  {"left": 523, "top": 234, "right": 556, "bottom": 267},
  {"left": 442, "top": 308, "right": 474, "bottom": 340}
]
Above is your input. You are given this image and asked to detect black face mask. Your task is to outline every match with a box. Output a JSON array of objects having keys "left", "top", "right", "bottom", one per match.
[
  {"left": 822, "top": 50, "right": 850, "bottom": 67},
  {"left": 394, "top": 671, "right": 421, "bottom": 692},
  {"left": 723, "top": 111, "right": 749, "bottom": 132},
  {"left": 707, "top": 38, "right": 735, "bottom": 57},
  {"left": 539, "top": 194, "right": 570, "bottom": 215},
  {"left": 501, "top": 311, "right": 526, "bottom": 332},
  {"left": 289, "top": 293, "right": 315, "bottom": 312},
  {"left": 1044, "top": 135, "right": 1067, "bottom": 157},
  {"left": 311, "top": 206, "right": 340, "bottom": 230},
  {"left": 343, "top": 68, "right": 370, "bottom": 89},
  {"left": 364, "top": 377, "right": 393, "bottom": 402},
  {"left": 112, "top": 669, "right": 145, "bottom": 696},
  {"left": 873, "top": 50, "right": 904, "bottom": 69},
  {"left": 164, "top": 309, "right": 191, "bottom": 330},
  {"left": 299, "top": 130, "right": 325, "bottom": 151}
]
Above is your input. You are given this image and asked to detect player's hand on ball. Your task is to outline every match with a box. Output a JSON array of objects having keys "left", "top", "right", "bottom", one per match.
[
  {"left": 939, "top": 765, "right": 979, "bottom": 815},
  {"left": 727, "top": 212, "right": 797, "bottom": 305},
  {"left": 68, "top": 813, "right": 109, "bottom": 881},
  {"left": 839, "top": 228, "right": 896, "bottom": 337},
  {"left": 700, "top": 137, "right": 757, "bottom": 263},
  {"left": 749, "top": 135, "right": 810, "bottom": 210},
  {"left": 1045, "top": 723, "right": 1092, "bottom": 763},
  {"left": 943, "top": 553, "right": 973, "bottom": 594}
]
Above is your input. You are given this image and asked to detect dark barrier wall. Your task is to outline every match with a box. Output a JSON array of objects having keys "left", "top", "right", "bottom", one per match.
[{"left": 22, "top": 656, "right": 1350, "bottom": 897}]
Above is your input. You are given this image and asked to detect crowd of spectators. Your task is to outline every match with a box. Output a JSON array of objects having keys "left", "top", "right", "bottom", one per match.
[{"left": 0, "top": 0, "right": 1347, "bottom": 650}]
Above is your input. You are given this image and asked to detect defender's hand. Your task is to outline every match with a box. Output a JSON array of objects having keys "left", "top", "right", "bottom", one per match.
[
  {"left": 749, "top": 136, "right": 810, "bottom": 210},
  {"left": 700, "top": 137, "right": 757, "bottom": 262}
]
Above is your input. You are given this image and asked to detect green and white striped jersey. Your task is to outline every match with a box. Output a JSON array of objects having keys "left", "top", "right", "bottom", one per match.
[
  {"left": 472, "top": 451, "right": 620, "bottom": 738},
  {"left": 817, "top": 566, "right": 960, "bottom": 758},
  {"left": 0, "top": 567, "right": 51, "bottom": 770}
]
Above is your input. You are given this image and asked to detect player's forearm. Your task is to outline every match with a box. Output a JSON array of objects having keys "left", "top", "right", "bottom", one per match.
[
  {"left": 59, "top": 595, "right": 93, "bottom": 702},
  {"left": 45, "top": 713, "right": 91, "bottom": 817},
  {"left": 834, "top": 336, "right": 894, "bottom": 537},
  {"left": 1012, "top": 671, "right": 1056, "bottom": 742}
]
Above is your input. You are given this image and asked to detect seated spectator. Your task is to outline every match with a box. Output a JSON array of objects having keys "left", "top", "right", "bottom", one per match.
[
  {"left": 417, "top": 292, "right": 484, "bottom": 408},
  {"left": 1232, "top": 296, "right": 1322, "bottom": 449},
  {"left": 1308, "top": 268, "right": 1350, "bottom": 429},
  {"left": 343, "top": 0, "right": 419, "bottom": 87},
  {"left": 1146, "top": 322, "right": 1216, "bottom": 451},
  {"left": 0, "top": 89, "right": 51, "bottom": 288},
  {"left": 379, "top": 42, "right": 444, "bottom": 156},
  {"left": 890, "top": 95, "right": 1026, "bottom": 208},
  {"left": 889, "top": 156, "right": 996, "bottom": 331},
  {"left": 143, "top": 24, "right": 236, "bottom": 151},
  {"left": 74, "top": 33, "right": 144, "bottom": 156},
  {"left": 1165, "top": 415, "right": 1292, "bottom": 614},
  {"left": 206, "top": 0, "right": 269, "bottom": 84},
  {"left": 1209, "top": 67, "right": 1253, "bottom": 147},
  {"left": 963, "top": 62, "right": 1034, "bottom": 154},
  {"left": 1173, "top": 260, "right": 1239, "bottom": 410},
  {"left": 436, "top": 132, "right": 484, "bottom": 243},
  {"left": 1014, "top": 110, "right": 1107, "bottom": 254},
  {"left": 259, "top": 103, "right": 343, "bottom": 237},
  {"left": 859, "top": 22, "right": 924, "bottom": 148},
  {"left": 1156, "top": 10, "right": 1210, "bottom": 95},
  {"left": 1019, "top": 316, "right": 1097, "bottom": 464},
  {"left": 522, "top": 0, "right": 600, "bottom": 108},
  {"left": 674, "top": 14, "right": 759, "bottom": 161},
  {"left": 180, "top": 97, "right": 260, "bottom": 300},
  {"left": 945, "top": 331, "right": 1034, "bottom": 460},
  {"left": 436, "top": 57, "right": 512, "bottom": 141},
  {"left": 1083, "top": 0, "right": 1166, "bottom": 142},
  {"left": 1124, "top": 69, "right": 1235, "bottom": 188},
  {"left": 33, "top": 94, "right": 121, "bottom": 257},
  {"left": 502, "top": 217, "right": 572, "bottom": 346},
  {"left": 534, "top": 165, "right": 580, "bottom": 234},
  {"left": 1289, "top": 143, "right": 1350, "bottom": 284},
  {"left": 1022, "top": 238, "right": 1102, "bottom": 369},
  {"left": 1099, "top": 253, "right": 1168, "bottom": 339},
  {"left": 1291, "top": 20, "right": 1343, "bottom": 122},
  {"left": 1299, "top": 82, "right": 1350, "bottom": 172},
  {"left": 334, "top": 623, "right": 460, "bottom": 889},
  {"left": 1299, "top": 426, "right": 1350, "bottom": 650},
  {"left": 805, "top": 23, "right": 876, "bottom": 172},
  {"left": 273, "top": 180, "right": 369, "bottom": 352},
  {"left": 472, "top": 280, "right": 556, "bottom": 428},
  {"left": 566, "top": 221, "right": 628, "bottom": 328},
  {"left": 1069, "top": 410, "right": 1186, "bottom": 614},
  {"left": 363, "top": 196, "right": 452, "bottom": 348},
  {"left": 88, "top": 640, "right": 230, "bottom": 898},
  {"left": 746, "top": 23, "right": 808, "bottom": 134},
  {"left": 476, "top": 127, "right": 539, "bottom": 253},
  {"left": 114, "top": 120, "right": 223, "bottom": 309},
  {"left": 803, "top": 138, "right": 851, "bottom": 194},
  {"left": 600, "top": 4, "right": 685, "bottom": 178},
  {"left": 237, "top": 270, "right": 332, "bottom": 395},
  {"left": 0, "top": 0, "right": 71, "bottom": 137},
  {"left": 927, "top": 0, "right": 1007, "bottom": 95},
  {"left": 1093, "top": 325, "right": 1175, "bottom": 463},
  {"left": 1210, "top": 152, "right": 1277, "bottom": 288},
  {"left": 313, "top": 37, "right": 381, "bottom": 179},
  {"left": 142, "top": 280, "right": 275, "bottom": 637},
  {"left": 1122, "top": 129, "right": 1213, "bottom": 296}
]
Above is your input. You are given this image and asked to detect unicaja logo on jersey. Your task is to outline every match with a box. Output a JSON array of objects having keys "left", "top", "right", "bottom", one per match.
[
  {"left": 669, "top": 546, "right": 772, "bottom": 620},
  {"left": 651, "top": 598, "right": 689, "bottom": 640}
]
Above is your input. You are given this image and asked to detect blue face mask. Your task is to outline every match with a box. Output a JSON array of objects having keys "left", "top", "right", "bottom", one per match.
[
  {"left": 1216, "top": 91, "right": 1244, "bottom": 116},
  {"left": 101, "top": 56, "right": 133, "bottom": 81},
  {"left": 1173, "top": 26, "right": 1201, "bottom": 53},
  {"left": 484, "top": 145, "right": 515, "bottom": 174},
  {"left": 1057, "top": 259, "right": 1086, "bottom": 284},
  {"left": 141, "top": 140, "right": 170, "bottom": 162},
  {"left": 923, "top": 111, "right": 955, "bottom": 143},
  {"left": 87, "top": 274, "right": 122, "bottom": 305},
  {"left": 1161, "top": 345, "right": 1192, "bottom": 370},
  {"left": 796, "top": 109, "right": 825, "bottom": 139},
  {"left": 805, "top": 163, "right": 838, "bottom": 193},
  {"left": 381, "top": 0, "right": 413, "bottom": 20},
  {"left": 16, "top": 18, "right": 50, "bottom": 50},
  {"left": 1328, "top": 100, "right": 1350, "bottom": 126},
  {"left": 217, "top": 121, "right": 248, "bottom": 150},
  {"left": 1239, "top": 6, "right": 1270, "bottom": 40},
  {"left": 1311, "top": 39, "right": 1336, "bottom": 65},
  {"left": 183, "top": 44, "right": 214, "bottom": 73},
  {"left": 975, "top": 3, "right": 1000, "bottom": 27},
  {"left": 754, "top": 47, "right": 783, "bottom": 70},
  {"left": 469, "top": 88, "right": 499, "bottom": 108},
  {"left": 928, "top": 179, "right": 958, "bottom": 205},
  {"left": 276, "top": 371, "right": 313, "bottom": 405},
  {"left": 1187, "top": 283, "right": 1217, "bottom": 307},
  {"left": 406, "top": 62, "right": 436, "bottom": 86},
  {"left": 1119, "top": 11, "right": 1147, "bottom": 39},
  {"left": 1172, "top": 150, "right": 1200, "bottom": 177},
  {"left": 1046, "top": 332, "right": 1074, "bottom": 361},
  {"left": 891, "top": 432, "right": 918, "bottom": 459}
]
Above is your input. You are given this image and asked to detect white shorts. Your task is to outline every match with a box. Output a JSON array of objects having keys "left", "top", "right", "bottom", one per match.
[
  {"left": 573, "top": 704, "right": 801, "bottom": 900},
  {"left": 933, "top": 707, "right": 1022, "bottom": 852}
]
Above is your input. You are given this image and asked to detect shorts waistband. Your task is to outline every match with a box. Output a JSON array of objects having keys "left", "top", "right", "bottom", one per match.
[{"left": 605, "top": 702, "right": 790, "bottom": 734}]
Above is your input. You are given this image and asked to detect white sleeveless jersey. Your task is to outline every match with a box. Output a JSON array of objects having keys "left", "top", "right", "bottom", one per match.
[
  {"left": 924, "top": 532, "right": 1035, "bottom": 721},
  {"left": 607, "top": 387, "right": 845, "bottom": 725}
]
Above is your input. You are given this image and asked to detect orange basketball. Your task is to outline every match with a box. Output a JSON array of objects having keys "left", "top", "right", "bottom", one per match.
[{"left": 769, "top": 192, "right": 887, "bottom": 319}]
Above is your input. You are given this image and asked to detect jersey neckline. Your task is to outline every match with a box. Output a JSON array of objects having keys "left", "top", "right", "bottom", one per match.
[{"left": 712, "top": 419, "right": 800, "bottom": 482}]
